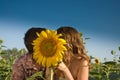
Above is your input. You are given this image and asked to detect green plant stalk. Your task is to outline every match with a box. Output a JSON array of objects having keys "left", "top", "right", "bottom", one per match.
[{"left": 50, "top": 67, "right": 53, "bottom": 80}]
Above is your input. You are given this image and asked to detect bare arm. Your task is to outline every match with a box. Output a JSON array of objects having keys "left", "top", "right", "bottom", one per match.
[
  {"left": 77, "top": 60, "right": 89, "bottom": 80},
  {"left": 57, "top": 62, "right": 74, "bottom": 80}
]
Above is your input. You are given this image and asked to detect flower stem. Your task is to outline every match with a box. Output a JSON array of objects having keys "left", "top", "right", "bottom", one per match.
[{"left": 50, "top": 67, "right": 53, "bottom": 80}]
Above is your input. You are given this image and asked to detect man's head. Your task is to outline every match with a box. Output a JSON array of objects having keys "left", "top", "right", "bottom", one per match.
[{"left": 24, "top": 27, "right": 46, "bottom": 53}]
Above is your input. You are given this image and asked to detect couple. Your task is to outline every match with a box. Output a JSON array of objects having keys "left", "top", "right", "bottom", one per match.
[{"left": 12, "top": 26, "right": 90, "bottom": 80}]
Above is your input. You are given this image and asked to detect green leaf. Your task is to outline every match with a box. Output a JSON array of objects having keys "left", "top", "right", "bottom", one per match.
[
  {"left": 79, "top": 32, "right": 83, "bottom": 37},
  {"left": 118, "top": 46, "right": 120, "bottom": 51},
  {"left": 103, "top": 61, "right": 117, "bottom": 65},
  {"left": 27, "top": 71, "right": 45, "bottom": 80},
  {"left": 111, "top": 50, "right": 116, "bottom": 55},
  {"left": 0, "top": 39, "right": 3, "bottom": 44},
  {"left": 89, "top": 71, "right": 100, "bottom": 75}
]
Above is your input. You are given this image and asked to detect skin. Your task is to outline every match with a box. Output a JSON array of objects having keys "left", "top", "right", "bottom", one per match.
[
  {"left": 77, "top": 60, "right": 89, "bottom": 80},
  {"left": 67, "top": 56, "right": 89, "bottom": 80},
  {"left": 58, "top": 62, "right": 74, "bottom": 80}
]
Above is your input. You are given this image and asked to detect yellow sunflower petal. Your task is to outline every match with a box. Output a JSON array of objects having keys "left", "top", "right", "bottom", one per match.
[
  {"left": 33, "top": 29, "right": 67, "bottom": 67},
  {"left": 58, "top": 39, "right": 66, "bottom": 44},
  {"left": 37, "top": 57, "right": 43, "bottom": 64},
  {"left": 41, "top": 57, "right": 46, "bottom": 67},
  {"left": 36, "top": 32, "right": 40, "bottom": 37},
  {"left": 40, "top": 30, "right": 47, "bottom": 38},
  {"left": 51, "top": 57, "right": 57, "bottom": 66},
  {"left": 46, "top": 29, "right": 50, "bottom": 34},
  {"left": 57, "top": 33, "right": 62, "bottom": 37},
  {"left": 46, "top": 58, "right": 51, "bottom": 67}
]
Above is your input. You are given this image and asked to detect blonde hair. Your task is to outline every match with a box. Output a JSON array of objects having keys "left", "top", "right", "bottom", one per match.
[{"left": 57, "top": 26, "right": 90, "bottom": 67}]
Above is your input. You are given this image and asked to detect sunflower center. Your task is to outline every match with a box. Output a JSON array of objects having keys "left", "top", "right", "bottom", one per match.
[
  {"left": 40, "top": 39, "right": 56, "bottom": 57},
  {"left": 45, "top": 43, "right": 52, "bottom": 50}
]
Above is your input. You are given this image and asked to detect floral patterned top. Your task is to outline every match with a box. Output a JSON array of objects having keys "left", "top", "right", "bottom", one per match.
[{"left": 11, "top": 53, "right": 46, "bottom": 80}]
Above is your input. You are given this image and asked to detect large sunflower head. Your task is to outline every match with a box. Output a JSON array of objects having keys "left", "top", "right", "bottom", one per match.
[{"left": 32, "top": 29, "right": 67, "bottom": 67}]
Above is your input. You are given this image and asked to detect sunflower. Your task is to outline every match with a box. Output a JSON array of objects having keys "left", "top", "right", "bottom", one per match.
[
  {"left": 94, "top": 58, "right": 100, "bottom": 65},
  {"left": 32, "top": 29, "right": 67, "bottom": 67}
]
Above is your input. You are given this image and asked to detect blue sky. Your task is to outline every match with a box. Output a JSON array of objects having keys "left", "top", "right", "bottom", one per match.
[{"left": 0, "top": 0, "right": 120, "bottom": 61}]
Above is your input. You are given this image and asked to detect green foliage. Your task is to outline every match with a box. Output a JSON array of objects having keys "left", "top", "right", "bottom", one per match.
[
  {"left": 0, "top": 38, "right": 120, "bottom": 80},
  {"left": 27, "top": 71, "right": 45, "bottom": 80},
  {"left": 118, "top": 46, "right": 120, "bottom": 51},
  {"left": 89, "top": 62, "right": 120, "bottom": 80},
  {"left": 0, "top": 39, "right": 27, "bottom": 80},
  {"left": 0, "top": 39, "right": 3, "bottom": 53},
  {"left": 89, "top": 46, "right": 120, "bottom": 80}
]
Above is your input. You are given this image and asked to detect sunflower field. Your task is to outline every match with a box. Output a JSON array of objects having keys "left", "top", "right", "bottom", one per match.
[
  {"left": 0, "top": 39, "right": 120, "bottom": 80},
  {"left": 89, "top": 48, "right": 120, "bottom": 80}
]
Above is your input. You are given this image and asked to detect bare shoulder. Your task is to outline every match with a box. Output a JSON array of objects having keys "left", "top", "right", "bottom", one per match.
[
  {"left": 71, "top": 56, "right": 89, "bottom": 67},
  {"left": 80, "top": 59, "right": 89, "bottom": 67}
]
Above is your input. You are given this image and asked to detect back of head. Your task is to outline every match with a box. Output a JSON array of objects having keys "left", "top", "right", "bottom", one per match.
[
  {"left": 24, "top": 27, "right": 46, "bottom": 53},
  {"left": 57, "top": 26, "right": 84, "bottom": 54},
  {"left": 57, "top": 26, "right": 90, "bottom": 64}
]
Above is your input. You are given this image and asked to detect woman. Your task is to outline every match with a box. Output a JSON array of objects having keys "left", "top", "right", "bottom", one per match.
[
  {"left": 12, "top": 27, "right": 73, "bottom": 80},
  {"left": 54, "top": 26, "right": 90, "bottom": 80}
]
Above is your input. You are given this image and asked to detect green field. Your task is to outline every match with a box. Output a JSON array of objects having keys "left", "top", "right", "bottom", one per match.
[{"left": 0, "top": 39, "right": 120, "bottom": 80}]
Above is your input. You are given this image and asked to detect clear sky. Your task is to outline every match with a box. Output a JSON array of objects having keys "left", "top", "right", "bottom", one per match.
[{"left": 0, "top": 0, "right": 120, "bottom": 62}]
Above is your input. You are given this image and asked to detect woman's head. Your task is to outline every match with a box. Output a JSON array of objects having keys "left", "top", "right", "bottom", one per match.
[
  {"left": 57, "top": 26, "right": 90, "bottom": 64},
  {"left": 24, "top": 27, "right": 46, "bottom": 53}
]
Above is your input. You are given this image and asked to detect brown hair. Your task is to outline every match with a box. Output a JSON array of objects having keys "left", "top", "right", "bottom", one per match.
[
  {"left": 24, "top": 27, "right": 46, "bottom": 53},
  {"left": 57, "top": 26, "right": 90, "bottom": 66}
]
